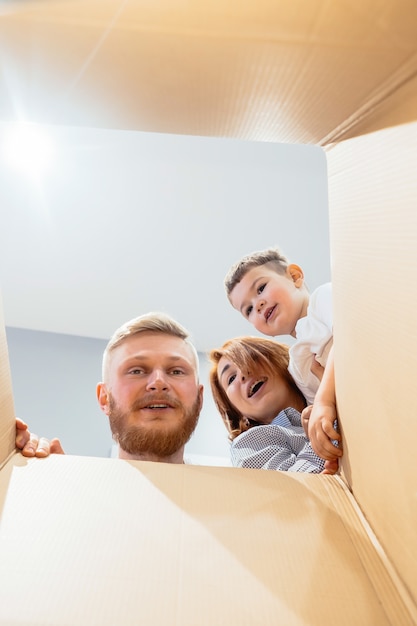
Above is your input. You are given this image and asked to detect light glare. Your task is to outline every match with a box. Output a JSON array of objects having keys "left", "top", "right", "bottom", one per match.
[{"left": 3, "top": 122, "right": 55, "bottom": 179}]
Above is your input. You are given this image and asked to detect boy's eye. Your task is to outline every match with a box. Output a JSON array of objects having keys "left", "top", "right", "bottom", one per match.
[
  {"left": 245, "top": 305, "right": 253, "bottom": 317},
  {"left": 257, "top": 283, "right": 266, "bottom": 294}
]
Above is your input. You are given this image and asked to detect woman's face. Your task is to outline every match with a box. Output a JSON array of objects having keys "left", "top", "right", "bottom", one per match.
[{"left": 216, "top": 355, "right": 295, "bottom": 424}]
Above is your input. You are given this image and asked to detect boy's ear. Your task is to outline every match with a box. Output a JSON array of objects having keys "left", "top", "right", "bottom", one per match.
[
  {"left": 97, "top": 383, "right": 110, "bottom": 415},
  {"left": 287, "top": 263, "right": 304, "bottom": 287}
]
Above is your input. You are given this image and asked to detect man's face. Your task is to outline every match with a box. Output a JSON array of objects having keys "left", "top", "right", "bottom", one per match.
[
  {"left": 98, "top": 333, "right": 203, "bottom": 458},
  {"left": 229, "top": 265, "right": 308, "bottom": 338}
]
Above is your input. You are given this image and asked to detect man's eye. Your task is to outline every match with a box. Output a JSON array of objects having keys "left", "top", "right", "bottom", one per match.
[
  {"left": 227, "top": 374, "right": 236, "bottom": 385},
  {"left": 128, "top": 368, "right": 143, "bottom": 375},
  {"left": 171, "top": 369, "right": 185, "bottom": 375},
  {"left": 257, "top": 283, "right": 266, "bottom": 294}
]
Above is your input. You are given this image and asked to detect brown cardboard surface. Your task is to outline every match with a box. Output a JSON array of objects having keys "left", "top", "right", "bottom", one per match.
[
  {"left": 1, "top": 1, "right": 417, "bottom": 624},
  {"left": 0, "top": 292, "right": 15, "bottom": 469},
  {"left": 328, "top": 120, "right": 417, "bottom": 613},
  {"left": 0, "top": 453, "right": 412, "bottom": 626},
  {"left": 0, "top": 1, "right": 417, "bottom": 143},
  {"left": 326, "top": 71, "right": 417, "bottom": 144}
]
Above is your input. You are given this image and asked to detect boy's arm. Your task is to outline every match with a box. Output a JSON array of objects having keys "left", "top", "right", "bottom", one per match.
[{"left": 307, "top": 346, "right": 342, "bottom": 461}]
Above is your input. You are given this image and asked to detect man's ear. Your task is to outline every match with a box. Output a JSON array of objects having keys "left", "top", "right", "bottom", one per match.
[
  {"left": 198, "top": 385, "right": 204, "bottom": 414},
  {"left": 287, "top": 263, "right": 304, "bottom": 287},
  {"left": 97, "top": 383, "right": 110, "bottom": 415}
]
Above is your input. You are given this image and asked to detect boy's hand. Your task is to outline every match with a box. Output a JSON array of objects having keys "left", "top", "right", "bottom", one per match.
[
  {"left": 301, "top": 404, "right": 313, "bottom": 437},
  {"left": 15, "top": 418, "right": 65, "bottom": 457},
  {"left": 302, "top": 406, "right": 339, "bottom": 473},
  {"left": 321, "top": 459, "right": 339, "bottom": 475},
  {"left": 307, "top": 345, "right": 342, "bottom": 461},
  {"left": 307, "top": 402, "right": 342, "bottom": 461}
]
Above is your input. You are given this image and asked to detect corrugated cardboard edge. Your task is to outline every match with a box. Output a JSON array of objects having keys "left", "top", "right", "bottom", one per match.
[
  {"left": 327, "top": 120, "right": 417, "bottom": 610},
  {"left": 0, "top": 291, "right": 15, "bottom": 468},
  {"left": 321, "top": 53, "right": 417, "bottom": 147},
  {"left": 0, "top": 449, "right": 17, "bottom": 473},
  {"left": 328, "top": 475, "right": 417, "bottom": 625}
]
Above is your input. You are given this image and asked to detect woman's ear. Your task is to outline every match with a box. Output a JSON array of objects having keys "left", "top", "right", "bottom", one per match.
[
  {"left": 287, "top": 263, "right": 304, "bottom": 287},
  {"left": 97, "top": 383, "right": 110, "bottom": 415}
]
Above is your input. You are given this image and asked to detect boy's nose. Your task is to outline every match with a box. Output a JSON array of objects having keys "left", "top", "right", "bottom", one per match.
[{"left": 257, "top": 299, "right": 265, "bottom": 312}]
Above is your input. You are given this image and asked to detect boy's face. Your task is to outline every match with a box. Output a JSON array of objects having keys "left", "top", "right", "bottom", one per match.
[{"left": 228, "top": 264, "right": 309, "bottom": 338}]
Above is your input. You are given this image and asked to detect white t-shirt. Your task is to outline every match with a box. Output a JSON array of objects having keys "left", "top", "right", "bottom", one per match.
[{"left": 288, "top": 282, "right": 333, "bottom": 405}]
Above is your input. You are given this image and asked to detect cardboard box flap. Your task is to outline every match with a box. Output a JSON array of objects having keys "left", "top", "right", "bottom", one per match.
[
  {"left": 322, "top": 55, "right": 417, "bottom": 145},
  {"left": 0, "top": 1, "right": 417, "bottom": 144},
  {"left": 0, "top": 2, "right": 416, "bottom": 623},
  {"left": 0, "top": 454, "right": 414, "bottom": 626},
  {"left": 326, "top": 71, "right": 417, "bottom": 145},
  {"left": 328, "top": 120, "right": 417, "bottom": 615},
  {"left": 0, "top": 292, "right": 15, "bottom": 469}
]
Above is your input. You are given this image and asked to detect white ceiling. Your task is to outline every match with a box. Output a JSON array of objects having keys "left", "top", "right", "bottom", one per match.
[{"left": 0, "top": 1, "right": 332, "bottom": 353}]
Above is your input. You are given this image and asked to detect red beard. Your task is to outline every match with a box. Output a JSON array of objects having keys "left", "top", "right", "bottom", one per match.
[{"left": 108, "top": 393, "right": 201, "bottom": 458}]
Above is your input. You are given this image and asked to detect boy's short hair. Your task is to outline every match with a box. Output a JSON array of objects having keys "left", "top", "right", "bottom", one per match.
[
  {"left": 224, "top": 247, "right": 289, "bottom": 297},
  {"left": 102, "top": 312, "right": 199, "bottom": 379}
]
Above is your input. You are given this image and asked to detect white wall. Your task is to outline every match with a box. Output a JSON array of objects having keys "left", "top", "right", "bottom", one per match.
[
  {"left": 0, "top": 126, "right": 330, "bottom": 353},
  {"left": 4, "top": 132, "right": 330, "bottom": 464}
]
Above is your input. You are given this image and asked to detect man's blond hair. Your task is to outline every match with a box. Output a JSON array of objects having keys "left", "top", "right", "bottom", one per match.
[{"left": 102, "top": 312, "right": 199, "bottom": 380}]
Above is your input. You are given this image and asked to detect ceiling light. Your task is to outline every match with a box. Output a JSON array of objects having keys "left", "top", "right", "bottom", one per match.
[{"left": 2, "top": 122, "right": 55, "bottom": 180}]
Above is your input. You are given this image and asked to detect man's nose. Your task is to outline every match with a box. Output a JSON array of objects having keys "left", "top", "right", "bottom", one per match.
[{"left": 145, "top": 370, "right": 169, "bottom": 391}]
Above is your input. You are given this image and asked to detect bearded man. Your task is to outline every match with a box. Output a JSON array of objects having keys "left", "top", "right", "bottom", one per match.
[{"left": 16, "top": 313, "right": 204, "bottom": 464}]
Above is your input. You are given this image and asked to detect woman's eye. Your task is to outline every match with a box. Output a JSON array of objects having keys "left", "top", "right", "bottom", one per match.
[{"left": 227, "top": 374, "right": 236, "bottom": 385}]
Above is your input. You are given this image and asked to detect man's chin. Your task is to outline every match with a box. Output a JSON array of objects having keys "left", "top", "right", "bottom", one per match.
[
  {"left": 117, "top": 423, "right": 187, "bottom": 458},
  {"left": 108, "top": 395, "right": 201, "bottom": 458}
]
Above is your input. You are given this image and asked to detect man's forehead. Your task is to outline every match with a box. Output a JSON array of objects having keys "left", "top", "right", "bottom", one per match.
[{"left": 115, "top": 332, "right": 195, "bottom": 363}]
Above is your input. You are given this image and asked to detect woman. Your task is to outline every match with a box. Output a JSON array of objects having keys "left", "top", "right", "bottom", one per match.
[{"left": 209, "top": 336, "right": 326, "bottom": 473}]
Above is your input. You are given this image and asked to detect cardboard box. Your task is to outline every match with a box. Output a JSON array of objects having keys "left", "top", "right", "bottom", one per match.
[{"left": 0, "top": 2, "right": 416, "bottom": 624}]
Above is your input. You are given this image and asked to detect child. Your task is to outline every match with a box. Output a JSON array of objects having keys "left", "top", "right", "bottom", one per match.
[
  {"left": 224, "top": 247, "right": 341, "bottom": 465},
  {"left": 209, "top": 336, "right": 329, "bottom": 473}
]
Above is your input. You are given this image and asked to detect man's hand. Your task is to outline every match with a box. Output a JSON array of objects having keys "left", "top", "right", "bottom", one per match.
[
  {"left": 15, "top": 417, "right": 30, "bottom": 450},
  {"left": 15, "top": 418, "right": 65, "bottom": 457}
]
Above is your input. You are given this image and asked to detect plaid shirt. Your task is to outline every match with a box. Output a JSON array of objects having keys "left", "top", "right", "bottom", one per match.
[{"left": 230, "top": 407, "right": 325, "bottom": 473}]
